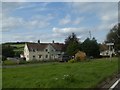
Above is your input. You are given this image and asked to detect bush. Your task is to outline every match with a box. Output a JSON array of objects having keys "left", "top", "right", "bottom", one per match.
[
  {"left": 27, "top": 60, "right": 43, "bottom": 64},
  {"left": 68, "top": 59, "right": 76, "bottom": 63},
  {"left": 2, "top": 56, "right": 7, "bottom": 61},
  {"left": 75, "top": 51, "right": 86, "bottom": 61},
  {"left": 19, "top": 60, "right": 27, "bottom": 64},
  {"left": 14, "top": 51, "right": 22, "bottom": 57},
  {"left": 3, "top": 60, "right": 17, "bottom": 65}
]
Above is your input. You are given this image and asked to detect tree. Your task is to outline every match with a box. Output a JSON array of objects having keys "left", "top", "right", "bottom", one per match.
[
  {"left": 64, "top": 33, "right": 80, "bottom": 56},
  {"left": 81, "top": 37, "right": 100, "bottom": 58},
  {"left": 2, "top": 44, "right": 14, "bottom": 60},
  {"left": 66, "top": 41, "right": 79, "bottom": 56},
  {"left": 106, "top": 23, "right": 120, "bottom": 53}
]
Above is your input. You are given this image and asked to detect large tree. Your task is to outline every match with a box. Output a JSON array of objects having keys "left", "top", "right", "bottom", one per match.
[
  {"left": 81, "top": 37, "right": 100, "bottom": 58},
  {"left": 106, "top": 23, "right": 120, "bottom": 52},
  {"left": 64, "top": 33, "right": 80, "bottom": 56},
  {"left": 2, "top": 44, "right": 14, "bottom": 60}
]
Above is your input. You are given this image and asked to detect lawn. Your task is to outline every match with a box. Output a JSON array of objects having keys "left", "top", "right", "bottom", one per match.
[
  {"left": 2, "top": 58, "right": 118, "bottom": 88},
  {"left": 11, "top": 44, "right": 24, "bottom": 52}
]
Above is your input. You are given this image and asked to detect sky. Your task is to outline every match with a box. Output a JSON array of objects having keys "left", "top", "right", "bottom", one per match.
[{"left": 1, "top": 1, "right": 118, "bottom": 44}]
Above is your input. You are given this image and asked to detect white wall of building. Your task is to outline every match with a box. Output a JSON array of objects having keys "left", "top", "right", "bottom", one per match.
[
  {"left": 24, "top": 44, "right": 64, "bottom": 61},
  {"left": 24, "top": 44, "right": 30, "bottom": 61}
]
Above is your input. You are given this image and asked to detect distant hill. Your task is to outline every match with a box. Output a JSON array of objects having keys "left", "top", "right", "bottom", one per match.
[
  {"left": 2, "top": 42, "right": 27, "bottom": 57},
  {"left": 2, "top": 42, "right": 29, "bottom": 45}
]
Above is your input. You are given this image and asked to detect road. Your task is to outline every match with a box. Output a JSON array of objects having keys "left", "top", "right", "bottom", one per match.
[{"left": 109, "top": 78, "right": 120, "bottom": 90}]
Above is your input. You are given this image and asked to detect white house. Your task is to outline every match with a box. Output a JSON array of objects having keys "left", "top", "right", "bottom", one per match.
[
  {"left": 100, "top": 49, "right": 116, "bottom": 56},
  {"left": 24, "top": 41, "right": 65, "bottom": 61}
]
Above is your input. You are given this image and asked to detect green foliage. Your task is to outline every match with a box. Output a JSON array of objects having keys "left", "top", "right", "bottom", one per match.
[
  {"left": 11, "top": 44, "right": 24, "bottom": 52},
  {"left": 3, "top": 60, "right": 17, "bottom": 65},
  {"left": 62, "top": 74, "right": 75, "bottom": 82},
  {"left": 19, "top": 60, "right": 27, "bottom": 64},
  {"left": 27, "top": 59, "right": 57, "bottom": 64},
  {"left": 68, "top": 59, "right": 76, "bottom": 63},
  {"left": 2, "top": 44, "right": 15, "bottom": 58},
  {"left": 2, "top": 58, "right": 118, "bottom": 88},
  {"left": 64, "top": 33, "right": 100, "bottom": 57},
  {"left": 66, "top": 41, "right": 79, "bottom": 56},
  {"left": 3, "top": 60, "right": 27, "bottom": 65},
  {"left": 81, "top": 37, "right": 100, "bottom": 58},
  {"left": 106, "top": 23, "right": 120, "bottom": 53},
  {"left": 14, "top": 51, "right": 23, "bottom": 57},
  {"left": 2, "top": 56, "right": 7, "bottom": 61},
  {"left": 65, "top": 33, "right": 80, "bottom": 56},
  {"left": 2, "top": 43, "right": 25, "bottom": 58}
]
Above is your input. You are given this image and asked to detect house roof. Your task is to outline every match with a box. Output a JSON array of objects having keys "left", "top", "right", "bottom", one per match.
[
  {"left": 51, "top": 43, "right": 64, "bottom": 51},
  {"left": 26, "top": 43, "right": 64, "bottom": 51}
]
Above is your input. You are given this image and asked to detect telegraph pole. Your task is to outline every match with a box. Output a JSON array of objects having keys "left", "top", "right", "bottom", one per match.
[{"left": 89, "top": 30, "right": 92, "bottom": 40}]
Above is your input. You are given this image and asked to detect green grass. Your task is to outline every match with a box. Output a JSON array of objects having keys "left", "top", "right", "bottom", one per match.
[
  {"left": 2, "top": 58, "right": 118, "bottom": 88},
  {"left": 3, "top": 60, "right": 19, "bottom": 65},
  {"left": 0, "top": 68, "right": 2, "bottom": 89},
  {"left": 11, "top": 44, "right": 24, "bottom": 52}
]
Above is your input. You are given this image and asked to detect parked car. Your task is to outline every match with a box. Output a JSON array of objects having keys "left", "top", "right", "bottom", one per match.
[{"left": 60, "top": 54, "right": 71, "bottom": 62}]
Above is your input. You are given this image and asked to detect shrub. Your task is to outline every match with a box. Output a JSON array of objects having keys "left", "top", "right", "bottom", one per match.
[
  {"left": 19, "top": 60, "right": 27, "bottom": 64},
  {"left": 14, "top": 51, "right": 22, "bottom": 57},
  {"left": 75, "top": 51, "right": 86, "bottom": 61},
  {"left": 68, "top": 59, "right": 76, "bottom": 63},
  {"left": 27, "top": 60, "right": 40, "bottom": 64},
  {"left": 3, "top": 60, "right": 17, "bottom": 65},
  {"left": 2, "top": 56, "right": 7, "bottom": 61}
]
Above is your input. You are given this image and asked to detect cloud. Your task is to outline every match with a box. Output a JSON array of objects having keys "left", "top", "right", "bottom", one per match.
[
  {"left": 52, "top": 27, "right": 88, "bottom": 36},
  {"left": 2, "top": 2, "right": 50, "bottom": 15},
  {"left": 1, "top": 2, "right": 118, "bottom": 44},
  {"left": 24, "top": 14, "right": 53, "bottom": 30},
  {"left": 2, "top": 2, "right": 54, "bottom": 32},
  {"left": 52, "top": 27, "right": 90, "bottom": 43},
  {"left": 100, "top": 12, "right": 117, "bottom": 23},
  {"left": 2, "top": 0, "right": 119, "bottom": 2},
  {"left": 2, "top": 14, "right": 54, "bottom": 32},
  {"left": 59, "top": 14, "right": 71, "bottom": 25},
  {"left": 2, "top": 15, "right": 24, "bottom": 31},
  {"left": 73, "top": 17, "right": 84, "bottom": 25},
  {"left": 59, "top": 14, "right": 84, "bottom": 25},
  {"left": 2, "top": 0, "right": 27, "bottom": 2},
  {"left": 69, "top": 2, "right": 118, "bottom": 31}
]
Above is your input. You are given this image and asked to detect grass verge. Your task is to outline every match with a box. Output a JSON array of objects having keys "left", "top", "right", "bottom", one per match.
[{"left": 2, "top": 58, "right": 118, "bottom": 88}]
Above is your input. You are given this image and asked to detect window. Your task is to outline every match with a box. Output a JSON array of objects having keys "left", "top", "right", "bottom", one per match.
[
  {"left": 38, "top": 55, "right": 42, "bottom": 58},
  {"left": 33, "top": 49, "right": 35, "bottom": 52},
  {"left": 33, "top": 55, "right": 35, "bottom": 59},
  {"left": 46, "top": 55, "right": 48, "bottom": 58},
  {"left": 46, "top": 49, "right": 48, "bottom": 52}
]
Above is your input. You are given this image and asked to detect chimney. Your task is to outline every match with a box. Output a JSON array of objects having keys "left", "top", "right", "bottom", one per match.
[
  {"left": 38, "top": 40, "right": 40, "bottom": 43},
  {"left": 52, "top": 40, "right": 54, "bottom": 43}
]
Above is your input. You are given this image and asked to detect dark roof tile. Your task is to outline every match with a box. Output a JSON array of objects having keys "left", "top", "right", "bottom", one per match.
[{"left": 26, "top": 43, "right": 64, "bottom": 51}]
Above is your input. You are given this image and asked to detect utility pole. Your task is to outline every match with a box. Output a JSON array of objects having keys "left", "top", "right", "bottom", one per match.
[{"left": 89, "top": 30, "right": 92, "bottom": 40}]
